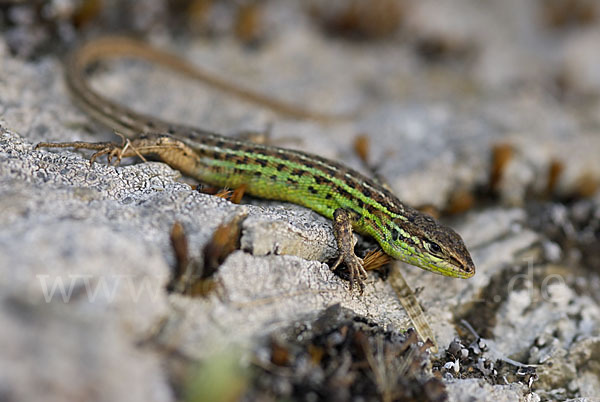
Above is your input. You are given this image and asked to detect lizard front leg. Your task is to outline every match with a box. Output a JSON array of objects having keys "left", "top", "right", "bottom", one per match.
[{"left": 330, "top": 208, "right": 368, "bottom": 292}]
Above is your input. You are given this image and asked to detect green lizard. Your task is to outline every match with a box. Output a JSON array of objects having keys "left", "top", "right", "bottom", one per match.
[{"left": 37, "top": 37, "right": 475, "bottom": 290}]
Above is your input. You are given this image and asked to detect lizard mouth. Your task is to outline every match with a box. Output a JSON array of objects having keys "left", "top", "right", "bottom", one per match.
[
  {"left": 462, "top": 263, "right": 475, "bottom": 277},
  {"left": 450, "top": 255, "right": 475, "bottom": 278}
]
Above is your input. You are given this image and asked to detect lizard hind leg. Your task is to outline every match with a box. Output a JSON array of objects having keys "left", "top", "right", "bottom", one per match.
[
  {"left": 35, "top": 138, "right": 142, "bottom": 165},
  {"left": 34, "top": 132, "right": 187, "bottom": 166}
]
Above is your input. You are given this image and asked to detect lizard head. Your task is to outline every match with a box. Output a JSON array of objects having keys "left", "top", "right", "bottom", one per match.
[{"left": 385, "top": 212, "right": 475, "bottom": 278}]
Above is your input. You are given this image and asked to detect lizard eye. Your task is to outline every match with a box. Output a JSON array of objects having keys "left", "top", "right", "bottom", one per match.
[
  {"left": 429, "top": 242, "right": 442, "bottom": 254},
  {"left": 391, "top": 228, "right": 400, "bottom": 242}
]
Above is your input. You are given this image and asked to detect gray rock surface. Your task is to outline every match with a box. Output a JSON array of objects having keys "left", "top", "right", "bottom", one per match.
[{"left": 1, "top": 0, "right": 600, "bottom": 401}]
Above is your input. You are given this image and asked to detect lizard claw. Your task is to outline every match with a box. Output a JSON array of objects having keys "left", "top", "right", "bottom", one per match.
[
  {"left": 330, "top": 252, "right": 367, "bottom": 293},
  {"left": 89, "top": 144, "right": 124, "bottom": 165}
]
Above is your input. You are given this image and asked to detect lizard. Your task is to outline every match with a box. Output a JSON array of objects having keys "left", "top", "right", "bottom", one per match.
[{"left": 37, "top": 36, "right": 476, "bottom": 291}]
